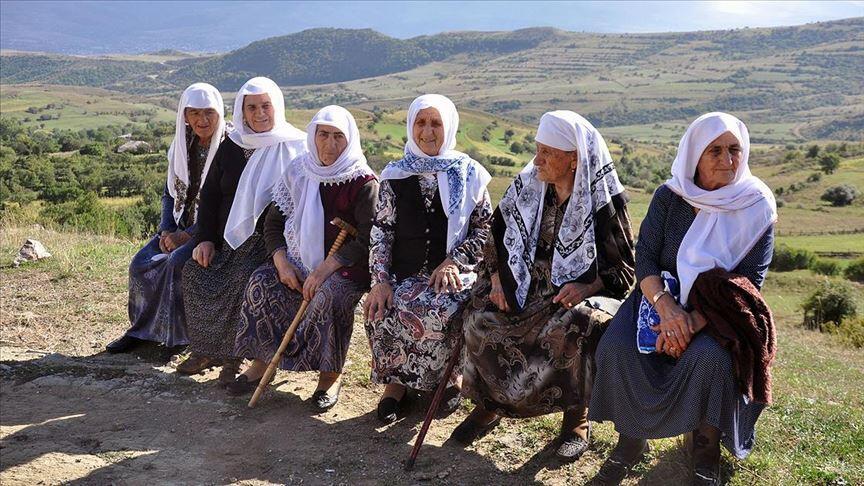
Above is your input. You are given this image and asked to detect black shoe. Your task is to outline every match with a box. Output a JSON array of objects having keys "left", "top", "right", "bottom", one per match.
[
  {"left": 226, "top": 374, "right": 261, "bottom": 396},
  {"left": 312, "top": 384, "right": 340, "bottom": 411},
  {"left": 556, "top": 431, "right": 590, "bottom": 461},
  {"left": 435, "top": 386, "right": 463, "bottom": 419},
  {"left": 449, "top": 415, "right": 501, "bottom": 446},
  {"left": 377, "top": 390, "right": 412, "bottom": 423},
  {"left": 692, "top": 465, "right": 721, "bottom": 486},
  {"left": 592, "top": 438, "right": 650, "bottom": 485},
  {"left": 106, "top": 335, "right": 143, "bottom": 354}
]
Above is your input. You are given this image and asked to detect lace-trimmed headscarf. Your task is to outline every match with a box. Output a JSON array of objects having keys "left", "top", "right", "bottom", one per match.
[{"left": 272, "top": 105, "right": 375, "bottom": 272}]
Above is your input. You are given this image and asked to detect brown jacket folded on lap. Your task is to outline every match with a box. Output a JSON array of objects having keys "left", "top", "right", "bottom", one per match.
[{"left": 690, "top": 268, "right": 777, "bottom": 404}]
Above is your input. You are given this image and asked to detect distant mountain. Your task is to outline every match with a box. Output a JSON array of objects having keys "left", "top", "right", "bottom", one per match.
[
  {"left": 2, "top": 19, "right": 862, "bottom": 141},
  {"left": 166, "top": 27, "right": 562, "bottom": 88}
]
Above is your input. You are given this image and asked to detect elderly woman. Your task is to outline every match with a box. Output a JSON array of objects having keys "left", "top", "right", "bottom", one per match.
[
  {"left": 228, "top": 106, "right": 379, "bottom": 409},
  {"left": 106, "top": 83, "right": 226, "bottom": 354},
  {"left": 589, "top": 113, "right": 777, "bottom": 485},
  {"left": 452, "top": 111, "right": 636, "bottom": 460},
  {"left": 178, "top": 77, "right": 306, "bottom": 386},
  {"left": 363, "top": 94, "right": 492, "bottom": 423}
]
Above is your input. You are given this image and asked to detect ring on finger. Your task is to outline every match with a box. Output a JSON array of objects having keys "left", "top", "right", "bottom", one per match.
[{"left": 666, "top": 330, "right": 675, "bottom": 337}]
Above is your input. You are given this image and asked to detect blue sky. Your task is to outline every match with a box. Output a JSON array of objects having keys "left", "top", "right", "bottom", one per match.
[{"left": 1, "top": 1, "right": 861, "bottom": 53}]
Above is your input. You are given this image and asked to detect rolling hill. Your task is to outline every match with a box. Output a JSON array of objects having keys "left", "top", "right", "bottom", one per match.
[{"left": 1, "top": 18, "right": 862, "bottom": 143}]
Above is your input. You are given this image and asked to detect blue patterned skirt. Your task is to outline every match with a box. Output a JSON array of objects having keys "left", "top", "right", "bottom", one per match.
[
  {"left": 125, "top": 235, "right": 194, "bottom": 347},
  {"left": 588, "top": 289, "right": 765, "bottom": 459}
]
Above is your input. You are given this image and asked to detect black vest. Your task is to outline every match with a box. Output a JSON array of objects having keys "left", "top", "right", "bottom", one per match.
[{"left": 389, "top": 176, "right": 448, "bottom": 280}]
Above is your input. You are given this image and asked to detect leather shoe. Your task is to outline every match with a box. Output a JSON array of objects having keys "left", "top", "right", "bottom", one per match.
[
  {"left": 176, "top": 354, "right": 220, "bottom": 375},
  {"left": 312, "top": 384, "right": 340, "bottom": 410},
  {"left": 435, "top": 386, "right": 463, "bottom": 418},
  {"left": 592, "top": 437, "right": 650, "bottom": 485},
  {"left": 376, "top": 390, "right": 412, "bottom": 423},
  {"left": 556, "top": 433, "right": 590, "bottom": 461},
  {"left": 226, "top": 374, "right": 261, "bottom": 396},
  {"left": 105, "top": 334, "right": 143, "bottom": 354},
  {"left": 449, "top": 415, "right": 501, "bottom": 446}
]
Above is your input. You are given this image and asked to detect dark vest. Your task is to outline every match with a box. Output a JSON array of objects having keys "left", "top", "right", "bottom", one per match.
[{"left": 389, "top": 176, "right": 448, "bottom": 280}]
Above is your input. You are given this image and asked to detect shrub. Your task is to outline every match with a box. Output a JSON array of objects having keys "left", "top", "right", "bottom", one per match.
[
  {"left": 827, "top": 316, "right": 864, "bottom": 348},
  {"left": 810, "top": 259, "right": 840, "bottom": 276},
  {"left": 821, "top": 184, "right": 859, "bottom": 207},
  {"left": 844, "top": 258, "right": 864, "bottom": 283},
  {"left": 801, "top": 280, "right": 858, "bottom": 330},
  {"left": 771, "top": 244, "right": 815, "bottom": 271},
  {"left": 818, "top": 153, "right": 841, "bottom": 174},
  {"left": 79, "top": 143, "right": 105, "bottom": 156}
]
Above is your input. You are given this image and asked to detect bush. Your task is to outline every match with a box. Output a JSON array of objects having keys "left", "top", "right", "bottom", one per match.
[
  {"left": 844, "top": 258, "right": 864, "bottom": 282},
  {"left": 827, "top": 315, "right": 864, "bottom": 348},
  {"left": 801, "top": 280, "right": 858, "bottom": 330},
  {"left": 79, "top": 143, "right": 105, "bottom": 156},
  {"left": 818, "top": 153, "right": 841, "bottom": 174},
  {"left": 810, "top": 259, "right": 841, "bottom": 276},
  {"left": 821, "top": 184, "right": 859, "bottom": 207},
  {"left": 771, "top": 244, "right": 815, "bottom": 271}
]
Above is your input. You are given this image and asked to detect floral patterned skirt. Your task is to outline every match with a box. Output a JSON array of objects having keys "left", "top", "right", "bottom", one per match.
[{"left": 364, "top": 273, "right": 475, "bottom": 391}]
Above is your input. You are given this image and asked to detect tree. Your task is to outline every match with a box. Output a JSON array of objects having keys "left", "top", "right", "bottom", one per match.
[
  {"left": 806, "top": 144, "right": 820, "bottom": 158},
  {"left": 510, "top": 141, "right": 523, "bottom": 154},
  {"left": 818, "top": 153, "right": 841, "bottom": 174},
  {"left": 503, "top": 129, "right": 515, "bottom": 143}
]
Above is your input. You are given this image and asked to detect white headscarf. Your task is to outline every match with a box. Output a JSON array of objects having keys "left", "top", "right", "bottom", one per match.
[
  {"left": 380, "top": 94, "right": 491, "bottom": 252},
  {"left": 272, "top": 105, "right": 375, "bottom": 273},
  {"left": 223, "top": 77, "right": 306, "bottom": 249},
  {"left": 166, "top": 83, "right": 226, "bottom": 225},
  {"left": 665, "top": 112, "right": 777, "bottom": 305},
  {"left": 499, "top": 110, "right": 626, "bottom": 309}
]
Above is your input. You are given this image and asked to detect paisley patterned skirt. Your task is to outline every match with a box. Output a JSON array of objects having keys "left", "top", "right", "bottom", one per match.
[
  {"left": 234, "top": 262, "right": 364, "bottom": 372},
  {"left": 364, "top": 273, "right": 475, "bottom": 391},
  {"left": 461, "top": 260, "right": 620, "bottom": 417}
]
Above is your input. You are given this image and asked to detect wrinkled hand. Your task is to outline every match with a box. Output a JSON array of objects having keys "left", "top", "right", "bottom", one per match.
[
  {"left": 552, "top": 279, "right": 600, "bottom": 310},
  {"left": 489, "top": 273, "right": 510, "bottom": 312},
  {"left": 364, "top": 282, "right": 394, "bottom": 321},
  {"left": 302, "top": 256, "right": 341, "bottom": 301},
  {"left": 428, "top": 258, "right": 462, "bottom": 294},
  {"left": 273, "top": 250, "right": 304, "bottom": 292},
  {"left": 651, "top": 296, "right": 695, "bottom": 357},
  {"left": 161, "top": 230, "right": 191, "bottom": 253},
  {"left": 192, "top": 241, "right": 216, "bottom": 268}
]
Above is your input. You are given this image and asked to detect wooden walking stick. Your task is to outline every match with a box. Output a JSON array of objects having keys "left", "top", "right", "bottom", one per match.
[
  {"left": 248, "top": 217, "right": 358, "bottom": 408},
  {"left": 405, "top": 333, "right": 465, "bottom": 470}
]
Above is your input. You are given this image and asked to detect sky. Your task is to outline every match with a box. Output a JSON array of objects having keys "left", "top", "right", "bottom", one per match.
[{"left": 1, "top": 1, "right": 861, "bottom": 54}]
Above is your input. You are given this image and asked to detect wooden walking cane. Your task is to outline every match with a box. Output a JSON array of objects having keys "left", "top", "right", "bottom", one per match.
[
  {"left": 405, "top": 333, "right": 465, "bottom": 470},
  {"left": 248, "top": 217, "right": 358, "bottom": 408}
]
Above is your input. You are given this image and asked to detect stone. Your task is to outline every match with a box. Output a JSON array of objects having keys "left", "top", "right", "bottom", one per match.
[{"left": 14, "top": 239, "right": 52, "bottom": 266}]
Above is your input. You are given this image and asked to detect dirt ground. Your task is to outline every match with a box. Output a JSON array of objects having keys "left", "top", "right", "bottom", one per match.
[
  {"left": 0, "top": 342, "right": 533, "bottom": 486},
  {"left": 0, "top": 241, "right": 684, "bottom": 485}
]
